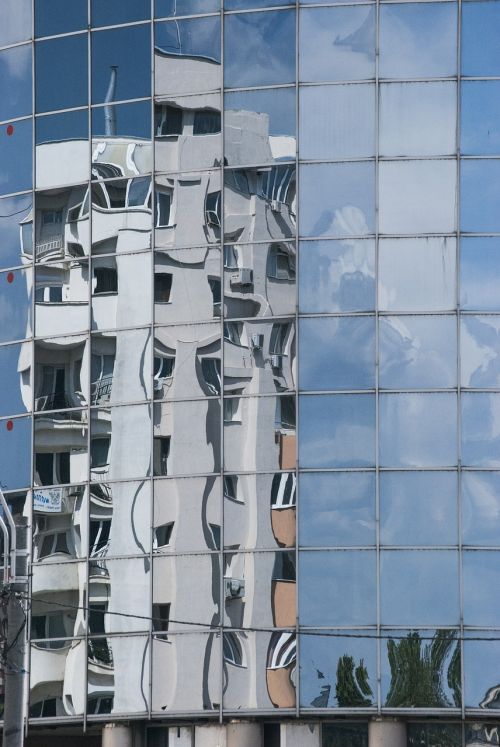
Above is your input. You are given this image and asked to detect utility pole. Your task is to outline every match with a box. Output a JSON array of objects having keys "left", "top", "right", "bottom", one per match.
[{"left": 0, "top": 491, "right": 28, "bottom": 747}]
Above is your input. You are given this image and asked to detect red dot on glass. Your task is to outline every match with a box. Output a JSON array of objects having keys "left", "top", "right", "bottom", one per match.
[
  {"left": 6, "top": 125, "right": 13, "bottom": 136},
  {"left": 7, "top": 272, "right": 14, "bottom": 284},
  {"left": 6, "top": 421, "right": 13, "bottom": 432}
]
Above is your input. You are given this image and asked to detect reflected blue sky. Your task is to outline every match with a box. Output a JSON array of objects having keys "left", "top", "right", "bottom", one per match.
[
  {"left": 92, "top": 24, "right": 151, "bottom": 104},
  {"left": 461, "top": 160, "right": 500, "bottom": 233},
  {"left": 225, "top": 87, "right": 295, "bottom": 138},
  {"left": 461, "top": 81, "right": 500, "bottom": 156},
  {"left": 462, "top": 393, "right": 500, "bottom": 467},
  {"left": 0, "top": 344, "right": 30, "bottom": 418},
  {"left": 0, "top": 119, "right": 32, "bottom": 197},
  {"left": 0, "top": 0, "right": 31, "bottom": 48},
  {"left": 92, "top": 0, "right": 150, "bottom": 27},
  {"left": 0, "top": 268, "right": 32, "bottom": 343},
  {"left": 93, "top": 100, "right": 151, "bottom": 140},
  {"left": 36, "top": 109, "right": 88, "bottom": 145},
  {"left": 0, "top": 416, "right": 31, "bottom": 491},
  {"left": 155, "top": 17, "right": 220, "bottom": 62},
  {"left": 35, "top": 0, "right": 87, "bottom": 37},
  {"left": 35, "top": 34, "right": 88, "bottom": 113},
  {"left": 155, "top": 0, "right": 219, "bottom": 17},
  {"left": 461, "top": 238, "right": 500, "bottom": 311},
  {"left": 0, "top": 45, "right": 32, "bottom": 123},
  {"left": 0, "top": 194, "right": 32, "bottom": 270},
  {"left": 462, "top": 1, "right": 500, "bottom": 76}
]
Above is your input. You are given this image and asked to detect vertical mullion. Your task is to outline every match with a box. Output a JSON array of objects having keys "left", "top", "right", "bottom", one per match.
[
  {"left": 294, "top": 0, "right": 300, "bottom": 722},
  {"left": 149, "top": 0, "right": 155, "bottom": 724},
  {"left": 375, "top": 0, "right": 381, "bottom": 719},
  {"left": 219, "top": 0, "right": 225, "bottom": 726}
]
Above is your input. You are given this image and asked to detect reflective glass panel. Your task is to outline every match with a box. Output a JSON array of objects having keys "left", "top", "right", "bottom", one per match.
[
  {"left": 379, "top": 3, "right": 457, "bottom": 79},
  {"left": 300, "top": 633, "right": 376, "bottom": 708},
  {"left": 0, "top": 416, "right": 31, "bottom": 490},
  {"left": 154, "top": 251, "right": 220, "bottom": 327},
  {"left": 88, "top": 558, "right": 150, "bottom": 634},
  {"left": 464, "top": 638, "right": 500, "bottom": 710},
  {"left": 91, "top": 404, "right": 151, "bottom": 482},
  {"left": 463, "top": 551, "right": 500, "bottom": 626},
  {"left": 378, "top": 238, "right": 456, "bottom": 312},
  {"left": 35, "top": 0, "right": 87, "bottom": 37},
  {"left": 90, "top": 480, "right": 151, "bottom": 559},
  {"left": 155, "top": 17, "right": 221, "bottom": 97},
  {"left": 461, "top": 81, "right": 500, "bottom": 156},
  {"left": 379, "top": 160, "right": 456, "bottom": 235},
  {"left": 299, "top": 239, "right": 375, "bottom": 314},
  {"left": 92, "top": 25, "right": 151, "bottom": 104},
  {"left": 155, "top": 400, "right": 221, "bottom": 476},
  {"left": 155, "top": 0, "right": 219, "bottom": 16},
  {"left": 153, "top": 554, "right": 220, "bottom": 630},
  {"left": 461, "top": 238, "right": 500, "bottom": 312},
  {"left": 380, "top": 472, "right": 458, "bottom": 547},
  {"left": 380, "top": 551, "right": 460, "bottom": 625},
  {"left": 34, "top": 334, "right": 89, "bottom": 410},
  {"left": 226, "top": 0, "right": 289, "bottom": 8},
  {"left": 91, "top": 253, "right": 152, "bottom": 330},
  {"left": 299, "top": 163, "right": 375, "bottom": 238},
  {"left": 34, "top": 411, "right": 88, "bottom": 486},
  {"left": 322, "top": 725, "right": 368, "bottom": 747},
  {"left": 224, "top": 10, "right": 295, "bottom": 89},
  {"left": 0, "top": 0, "right": 31, "bottom": 48},
  {"left": 462, "top": 472, "right": 500, "bottom": 547},
  {"left": 151, "top": 633, "right": 220, "bottom": 712},
  {"left": 0, "top": 193, "right": 33, "bottom": 270},
  {"left": 462, "top": 2, "right": 500, "bottom": 77},
  {"left": 379, "top": 315, "right": 457, "bottom": 389},
  {"left": 382, "top": 630, "right": 461, "bottom": 708},
  {"left": 299, "top": 7, "right": 376, "bottom": 83},
  {"left": 379, "top": 82, "right": 456, "bottom": 157},
  {"left": 461, "top": 315, "right": 500, "bottom": 388},
  {"left": 299, "top": 550, "right": 376, "bottom": 626},
  {"left": 299, "top": 472, "right": 376, "bottom": 548},
  {"left": 36, "top": 110, "right": 90, "bottom": 189},
  {"left": 88, "top": 636, "right": 150, "bottom": 715},
  {"left": 461, "top": 160, "right": 500, "bottom": 233},
  {"left": 93, "top": 101, "right": 152, "bottom": 176},
  {"left": 91, "top": 328, "right": 151, "bottom": 405},
  {"left": 91, "top": 178, "right": 152, "bottom": 254},
  {"left": 299, "top": 394, "right": 376, "bottom": 468},
  {"left": 379, "top": 393, "right": 457, "bottom": 468},
  {"left": 32, "top": 485, "right": 88, "bottom": 561},
  {"left": 30, "top": 639, "right": 86, "bottom": 717},
  {"left": 0, "top": 119, "right": 33, "bottom": 196},
  {"left": 35, "top": 35, "right": 88, "bottom": 113},
  {"left": 225, "top": 88, "right": 295, "bottom": 168},
  {"left": 35, "top": 184, "right": 90, "bottom": 261},
  {"left": 224, "top": 395, "right": 294, "bottom": 473},
  {"left": 92, "top": 0, "right": 150, "bottom": 27},
  {"left": 299, "top": 316, "right": 375, "bottom": 391},
  {"left": 300, "top": 84, "right": 375, "bottom": 160},
  {"left": 0, "top": 343, "right": 31, "bottom": 417},
  {"left": 0, "top": 267, "right": 32, "bottom": 343},
  {"left": 407, "top": 724, "right": 461, "bottom": 747},
  {"left": 0, "top": 45, "right": 32, "bottom": 122},
  {"left": 462, "top": 393, "right": 500, "bottom": 468}
]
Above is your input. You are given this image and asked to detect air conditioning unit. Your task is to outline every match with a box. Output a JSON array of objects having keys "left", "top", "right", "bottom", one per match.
[
  {"left": 271, "top": 354, "right": 283, "bottom": 370},
  {"left": 251, "top": 333, "right": 264, "bottom": 350},
  {"left": 224, "top": 577, "right": 245, "bottom": 600},
  {"left": 230, "top": 268, "right": 253, "bottom": 287}
]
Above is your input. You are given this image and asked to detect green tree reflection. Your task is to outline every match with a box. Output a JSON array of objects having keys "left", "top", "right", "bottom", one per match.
[
  {"left": 336, "top": 655, "right": 373, "bottom": 707},
  {"left": 385, "top": 630, "right": 461, "bottom": 707}
]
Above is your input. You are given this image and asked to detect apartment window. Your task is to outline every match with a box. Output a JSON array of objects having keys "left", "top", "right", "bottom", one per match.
[
  {"left": 87, "top": 695, "right": 113, "bottom": 715},
  {"left": 89, "top": 603, "right": 106, "bottom": 636},
  {"left": 193, "top": 109, "right": 221, "bottom": 135},
  {"left": 154, "top": 272, "right": 172, "bottom": 303},
  {"left": 155, "top": 191, "right": 172, "bottom": 227},
  {"left": 209, "top": 523, "right": 221, "bottom": 550},
  {"left": 154, "top": 522, "right": 174, "bottom": 548},
  {"left": 224, "top": 322, "right": 242, "bottom": 346},
  {"left": 35, "top": 285, "right": 63, "bottom": 303},
  {"left": 271, "top": 472, "right": 296, "bottom": 509},
  {"left": 127, "top": 177, "right": 151, "bottom": 207},
  {"left": 41, "top": 209, "right": 62, "bottom": 225},
  {"left": 209, "top": 277, "right": 221, "bottom": 317},
  {"left": 224, "top": 244, "right": 238, "bottom": 269},
  {"left": 277, "top": 396, "right": 296, "bottom": 430},
  {"left": 201, "top": 358, "right": 221, "bottom": 395},
  {"left": 260, "top": 165, "right": 294, "bottom": 204},
  {"left": 31, "top": 613, "right": 67, "bottom": 646},
  {"left": 91, "top": 354, "right": 114, "bottom": 405},
  {"left": 205, "top": 191, "right": 221, "bottom": 228},
  {"left": 223, "top": 475, "right": 238, "bottom": 501},
  {"left": 154, "top": 437, "right": 170, "bottom": 476},
  {"left": 89, "top": 519, "right": 111, "bottom": 556},
  {"left": 39, "top": 531, "right": 70, "bottom": 558},
  {"left": 29, "top": 699, "right": 58, "bottom": 718},
  {"left": 223, "top": 632, "right": 243, "bottom": 666},
  {"left": 36, "top": 365, "right": 67, "bottom": 410},
  {"left": 152, "top": 603, "right": 170, "bottom": 633},
  {"left": 154, "top": 356, "right": 175, "bottom": 381},
  {"left": 224, "top": 397, "right": 241, "bottom": 423},
  {"left": 93, "top": 266, "right": 118, "bottom": 295},
  {"left": 90, "top": 437, "right": 110, "bottom": 469},
  {"left": 267, "top": 244, "right": 295, "bottom": 280},
  {"left": 155, "top": 105, "right": 183, "bottom": 137},
  {"left": 36, "top": 452, "right": 70, "bottom": 486}
]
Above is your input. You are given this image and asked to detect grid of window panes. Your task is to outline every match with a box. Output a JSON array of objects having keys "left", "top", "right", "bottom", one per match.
[{"left": 0, "top": 0, "right": 499, "bottom": 730}]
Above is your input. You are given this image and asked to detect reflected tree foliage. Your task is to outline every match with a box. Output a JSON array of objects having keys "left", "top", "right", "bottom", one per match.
[
  {"left": 385, "top": 630, "right": 461, "bottom": 708},
  {"left": 336, "top": 655, "right": 373, "bottom": 707}
]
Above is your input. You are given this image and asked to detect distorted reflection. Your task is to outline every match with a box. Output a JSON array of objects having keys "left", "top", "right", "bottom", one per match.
[
  {"left": 35, "top": 185, "right": 90, "bottom": 260},
  {"left": 155, "top": 0, "right": 219, "bottom": 16},
  {"left": 93, "top": 100, "right": 152, "bottom": 177},
  {"left": 0, "top": 193, "right": 32, "bottom": 270},
  {"left": 35, "top": 335, "right": 88, "bottom": 410},
  {"left": 153, "top": 554, "right": 220, "bottom": 630},
  {"left": 299, "top": 7, "right": 375, "bottom": 82},
  {"left": 35, "top": 262, "right": 89, "bottom": 337},
  {"left": 461, "top": 316, "right": 500, "bottom": 388},
  {"left": 224, "top": 472, "right": 296, "bottom": 551},
  {"left": 225, "top": 88, "right": 295, "bottom": 167},
  {"left": 224, "top": 395, "right": 296, "bottom": 473},
  {"left": 36, "top": 111, "right": 89, "bottom": 189},
  {"left": 408, "top": 723, "right": 461, "bottom": 747},
  {"left": 154, "top": 324, "right": 219, "bottom": 400},
  {"left": 300, "top": 632, "right": 376, "bottom": 709},
  {"left": 90, "top": 480, "right": 151, "bottom": 559},
  {"left": 0, "top": 342, "right": 32, "bottom": 417},
  {"left": 30, "top": 638, "right": 85, "bottom": 718},
  {"left": 88, "top": 636, "right": 150, "bottom": 716},
  {"left": 223, "top": 631, "right": 296, "bottom": 710},
  {"left": 92, "top": 25, "right": 151, "bottom": 104},
  {"left": 34, "top": 411, "right": 88, "bottom": 487},
  {"left": 92, "top": 329, "right": 151, "bottom": 404},
  {"left": 464, "top": 638, "right": 500, "bottom": 710},
  {"left": 382, "top": 630, "right": 460, "bottom": 708},
  {"left": 92, "top": 253, "right": 152, "bottom": 330},
  {"left": 299, "top": 239, "right": 375, "bottom": 314},
  {"left": 32, "top": 485, "right": 87, "bottom": 562},
  {"left": 91, "top": 178, "right": 152, "bottom": 254},
  {"left": 90, "top": 404, "right": 151, "bottom": 482},
  {"left": 154, "top": 476, "right": 221, "bottom": 553},
  {"left": 152, "top": 633, "right": 220, "bottom": 712},
  {"left": 154, "top": 400, "right": 221, "bottom": 476},
  {"left": 223, "top": 551, "right": 296, "bottom": 628},
  {"left": 154, "top": 250, "right": 220, "bottom": 322}
]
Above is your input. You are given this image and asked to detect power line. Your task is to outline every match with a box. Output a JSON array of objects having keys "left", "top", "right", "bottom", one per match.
[{"left": 16, "top": 593, "right": 500, "bottom": 643}]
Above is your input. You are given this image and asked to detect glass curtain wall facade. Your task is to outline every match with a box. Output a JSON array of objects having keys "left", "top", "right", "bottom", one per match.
[{"left": 1, "top": 0, "right": 500, "bottom": 743}]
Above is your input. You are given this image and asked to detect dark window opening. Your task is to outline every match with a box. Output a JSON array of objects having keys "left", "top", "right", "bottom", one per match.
[
  {"left": 154, "top": 273, "right": 172, "bottom": 303},
  {"left": 94, "top": 267, "right": 118, "bottom": 294}
]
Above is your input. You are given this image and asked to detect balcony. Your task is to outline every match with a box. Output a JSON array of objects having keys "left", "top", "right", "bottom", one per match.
[
  {"left": 35, "top": 392, "right": 81, "bottom": 415},
  {"left": 90, "top": 375, "right": 113, "bottom": 406},
  {"left": 35, "top": 235, "right": 64, "bottom": 261},
  {"left": 88, "top": 638, "right": 113, "bottom": 668}
]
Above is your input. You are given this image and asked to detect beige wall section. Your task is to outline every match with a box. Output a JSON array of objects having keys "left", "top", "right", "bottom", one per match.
[
  {"left": 102, "top": 724, "right": 133, "bottom": 747},
  {"left": 281, "top": 722, "right": 321, "bottom": 747},
  {"left": 194, "top": 722, "right": 263, "bottom": 747},
  {"left": 369, "top": 719, "right": 407, "bottom": 747},
  {"left": 169, "top": 726, "right": 194, "bottom": 747}
]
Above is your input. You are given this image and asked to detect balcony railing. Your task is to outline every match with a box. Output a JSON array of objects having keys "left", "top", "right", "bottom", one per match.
[
  {"left": 35, "top": 392, "right": 77, "bottom": 413},
  {"left": 90, "top": 375, "right": 113, "bottom": 405},
  {"left": 88, "top": 638, "right": 113, "bottom": 667},
  {"left": 35, "top": 235, "right": 64, "bottom": 260}
]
